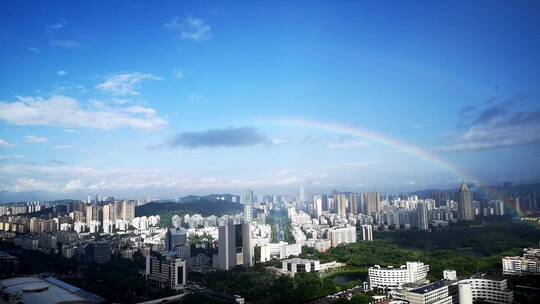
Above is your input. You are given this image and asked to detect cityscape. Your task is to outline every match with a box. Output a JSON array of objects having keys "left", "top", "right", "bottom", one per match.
[{"left": 1, "top": 1, "right": 540, "bottom": 304}]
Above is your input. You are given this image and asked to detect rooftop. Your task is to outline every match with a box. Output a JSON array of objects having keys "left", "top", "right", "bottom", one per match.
[
  {"left": 410, "top": 280, "right": 447, "bottom": 294},
  {"left": 0, "top": 276, "right": 105, "bottom": 304}
]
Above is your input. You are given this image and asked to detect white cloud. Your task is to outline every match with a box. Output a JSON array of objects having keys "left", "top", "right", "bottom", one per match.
[
  {"left": 27, "top": 46, "right": 40, "bottom": 53},
  {"left": 327, "top": 140, "right": 371, "bottom": 149},
  {"left": 24, "top": 135, "right": 49, "bottom": 143},
  {"left": 0, "top": 155, "right": 24, "bottom": 161},
  {"left": 436, "top": 100, "right": 540, "bottom": 152},
  {"left": 173, "top": 68, "right": 184, "bottom": 79},
  {"left": 188, "top": 94, "right": 203, "bottom": 104},
  {"left": 96, "top": 72, "right": 162, "bottom": 96},
  {"left": 0, "top": 164, "right": 317, "bottom": 194},
  {"left": 57, "top": 70, "right": 67, "bottom": 76},
  {"left": 46, "top": 19, "right": 67, "bottom": 31},
  {"left": 52, "top": 145, "right": 76, "bottom": 149},
  {"left": 51, "top": 40, "right": 82, "bottom": 48},
  {"left": 62, "top": 178, "right": 84, "bottom": 192},
  {"left": 0, "top": 138, "right": 15, "bottom": 148},
  {"left": 12, "top": 178, "right": 53, "bottom": 192},
  {"left": 164, "top": 16, "right": 212, "bottom": 41},
  {"left": 0, "top": 95, "right": 167, "bottom": 130},
  {"left": 271, "top": 138, "right": 287, "bottom": 145},
  {"left": 64, "top": 129, "right": 77, "bottom": 133}
]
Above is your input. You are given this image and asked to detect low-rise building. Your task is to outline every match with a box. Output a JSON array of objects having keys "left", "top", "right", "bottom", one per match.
[
  {"left": 369, "top": 261, "right": 429, "bottom": 290},
  {"left": 282, "top": 258, "right": 320, "bottom": 275},
  {"left": 502, "top": 248, "right": 540, "bottom": 275},
  {"left": 146, "top": 252, "right": 187, "bottom": 289},
  {"left": 0, "top": 276, "right": 104, "bottom": 304},
  {"left": 391, "top": 280, "right": 453, "bottom": 304},
  {"left": 457, "top": 275, "right": 513, "bottom": 304}
]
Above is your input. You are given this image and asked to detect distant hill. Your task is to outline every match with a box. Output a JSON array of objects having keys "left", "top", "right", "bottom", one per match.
[
  {"left": 136, "top": 198, "right": 242, "bottom": 219},
  {"left": 48, "top": 199, "right": 81, "bottom": 205}
]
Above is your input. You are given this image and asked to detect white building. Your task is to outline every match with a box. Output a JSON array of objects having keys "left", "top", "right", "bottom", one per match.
[
  {"left": 73, "top": 221, "right": 87, "bottom": 234},
  {"left": 259, "top": 242, "right": 301, "bottom": 262},
  {"left": 502, "top": 248, "right": 540, "bottom": 275},
  {"left": 282, "top": 258, "right": 320, "bottom": 275},
  {"left": 457, "top": 275, "right": 513, "bottom": 304},
  {"left": 304, "top": 239, "right": 332, "bottom": 252},
  {"left": 361, "top": 224, "right": 373, "bottom": 241},
  {"left": 103, "top": 220, "right": 115, "bottom": 234},
  {"left": 391, "top": 280, "right": 453, "bottom": 304},
  {"left": 443, "top": 269, "right": 457, "bottom": 281},
  {"left": 59, "top": 223, "right": 72, "bottom": 231},
  {"left": 369, "top": 262, "right": 429, "bottom": 290},
  {"left": 329, "top": 226, "right": 357, "bottom": 247},
  {"left": 89, "top": 220, "right": 101, "bottom": 233}
]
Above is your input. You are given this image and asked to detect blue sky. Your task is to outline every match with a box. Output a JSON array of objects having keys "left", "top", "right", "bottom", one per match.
[{"left": 1, "top": 0, "right": 539, "bottom": 200}]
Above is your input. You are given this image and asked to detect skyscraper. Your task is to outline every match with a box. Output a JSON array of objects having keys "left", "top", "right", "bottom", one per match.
[
  {"left": 242, "top": 189, "right": 254, "bottom": 223},
  {"left": 299, "top": 186, "right": 305, "bottom": 203},
  {"left": 349, "top": 193, "right": 362, "bottom": 215},
  {"left": 165, "top": 227, "right": 188, "bottom": 252},
  {"left": 457, "top": 182, "right": 474, "bottom": 221},
  {"left": 363, "top": 192, "right": 381, "bottom": 215},
  {"left": 102, "top": 204, "right": 115, "bottom": 223},
  {"left": 361, "top": 224, "right": 373, "bottom": 241},
  {"left": 314, "top": 195, "right": 323, "bottom": 217},
  {"left": 337, "top": 194, "right": 348, "bottom": 217},
  {"left": 218, "top": 223, "right": 252, "bottom": 270},
  {"left": 115, "top": 200, "right": 135, "bottom": 222},
  {"left": 416, "top": 202, "right": 429, "bottom": 230},
  {"left": 85, "top": 205, "right": 99, "bottom": 226},
  {"left": 242, "top": 189, "right": 254, "bottom": 205}
]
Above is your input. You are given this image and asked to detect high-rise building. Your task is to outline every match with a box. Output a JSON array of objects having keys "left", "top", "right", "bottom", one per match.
[
  {"left": 146, "top": 252, "right": 187, "bottom": 289},
  {"left": 102, "top": 204, "right": 115, "bottom": 223},
  {"left": 416, "top": 202, "right": 429, "bottom": 230},
  {"left": 329, "top": 226, "right": 357, "bottom": 247},
  {"left": 361, "top": 224, "right": 373, "bottom": 241},
  {"left": 337, "top": 194, "right": 348, "bottom": 217},
  {"left": 504, "top": 198, "right": 521, "bottom": 215},
  {"left": 85, "top": 205, "right": 99, "bottom": 226},
  {"left": 243, "top": 203, "right": 252, "bottom": 223},
  {"left": 457, "top": 182, "right": 474, "bottom": 221},
  {"left": 242, "top": 189, "right": 254, "bottom": 205},
  {"left": 363, "top": 192, "right": 381, "bottom": 215},
  {"left": 218, "top": 223, "right": 252, "bottom": 270},
  {"left": 80, "top": 241, "right": 111, "bottom": 264},
  {"left": 350, "top": 193, "right": 362, "bottom": 215},
  {"left": 165, "top": 227, "right": 188, "bottom": 252},
  {"left": 314, "top": 195, "right": 323, "bottom": 217},
  {"left": 299, "top": 186, "right": 305, "bottom": 203},
  {"left": 115, "top": 200, "right": 135, "bottom": 222}
]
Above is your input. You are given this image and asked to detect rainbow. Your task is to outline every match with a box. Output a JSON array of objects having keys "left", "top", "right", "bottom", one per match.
[{"left": 267, "top": 117, "right": 524, "bottom": 215}]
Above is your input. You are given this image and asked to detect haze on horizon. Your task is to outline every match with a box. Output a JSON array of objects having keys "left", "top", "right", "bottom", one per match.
[{"left": 1, "top": 0, "right": 540, "bottom": 201}]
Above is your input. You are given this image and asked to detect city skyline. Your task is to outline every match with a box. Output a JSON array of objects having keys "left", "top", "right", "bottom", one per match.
[{"left": 1, "top": 1, "right": 540, "bottom": 201}]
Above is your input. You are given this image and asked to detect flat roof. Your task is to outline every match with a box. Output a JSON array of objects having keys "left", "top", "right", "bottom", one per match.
[
  {"left": 410, "top": 280, "right": 447, "bottom": 294},
  {"left": 0, "top": 276, "right": 105, "bottom": 304}
]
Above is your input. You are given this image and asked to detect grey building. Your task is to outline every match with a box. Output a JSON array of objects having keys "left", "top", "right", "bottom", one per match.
[
  {"left": 457, "top": 182, "right": 474, "bottom": 221},
  {"left": 218, "top": 223, "right": 252, "bottom": 270}
]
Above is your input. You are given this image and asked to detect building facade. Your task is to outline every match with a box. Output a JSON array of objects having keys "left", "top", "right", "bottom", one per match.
[
  {"left": 218, "top": 223, "right": 253, "bottom": 270},
  {"left": 146, "top": 252, "right": 187, "bottom": 289},
  {"left": 369, "top": 262, "right": 429, "bottom": 290},
  {"left": 457, "top": 182, "right": 474, "bottom": 221}
]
